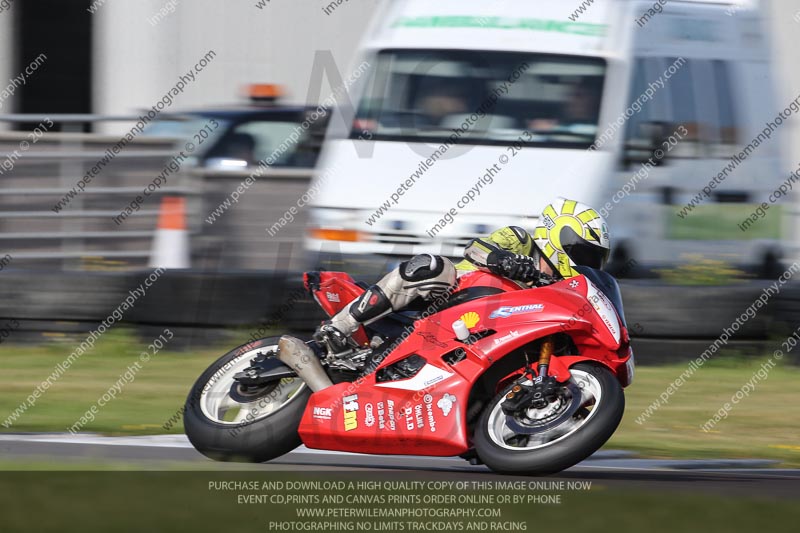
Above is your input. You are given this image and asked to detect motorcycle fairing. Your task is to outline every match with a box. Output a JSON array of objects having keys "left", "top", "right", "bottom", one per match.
[{"left": 298, "top": 271, "right": 633, "bottom": 456}]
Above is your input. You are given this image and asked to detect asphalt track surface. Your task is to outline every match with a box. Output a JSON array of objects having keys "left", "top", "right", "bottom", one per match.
[{"left": 0, "top": 433, "right": 798, "bottom": 498}]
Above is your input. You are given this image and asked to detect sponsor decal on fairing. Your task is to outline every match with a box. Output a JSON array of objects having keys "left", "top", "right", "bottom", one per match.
[
  {"left": 585, "top": 281, "right": 621, "bottom": 342},
  {"left": 376, "top": 400, "right": 396, "bottom": 431},
  {"left": 423, "top": 394, "right": 436, "bottom": 432},
  {"left": 493, "top": 330, "right": 520, "bottom": 345},
  {"left": 489, "top": 304, "right": 544, "bottom": 319},
  {"left": 364, "top": 403, "right": 375, "bottom": 427},
  {"left": 343, "top": 394, "right": 359, "bottom": 431},
  {"left": 437, "top": 393, "right": 456, "bottom": 417},
  {"left": 312, "top": 406, "right": 332, "bottom": 421},
  {"left": 459, "top": 312, "right": 480, "bottom": 328}
]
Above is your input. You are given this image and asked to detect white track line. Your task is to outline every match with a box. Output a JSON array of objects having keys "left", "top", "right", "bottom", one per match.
[
  {"left": 0, "top": 434, "right": 783, "bottom": 472},
  {"left": 0, "top": 433, "right": 373, "bottom": 455}
]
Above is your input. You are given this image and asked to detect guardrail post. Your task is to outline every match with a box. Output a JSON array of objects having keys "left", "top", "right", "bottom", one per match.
[{"left": 59, "top": 120, "right": 85, "bottom": 270}]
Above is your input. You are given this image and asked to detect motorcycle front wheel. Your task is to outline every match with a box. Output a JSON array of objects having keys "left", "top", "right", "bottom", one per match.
[
  {"left": 474, "top": 362, "right": 624, "bottom": 475},
  {"left": 183, "top": 336, "right": 311, "bottom": 462}
]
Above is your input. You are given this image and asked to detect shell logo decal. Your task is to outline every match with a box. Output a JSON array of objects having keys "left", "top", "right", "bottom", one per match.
[{"left": 459, "top": 312, "right": 480, "bottom": 328}]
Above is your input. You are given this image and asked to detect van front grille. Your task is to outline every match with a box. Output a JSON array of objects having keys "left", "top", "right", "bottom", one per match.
[{"left": 369, "top": 231, "right": 473, "bottom": 249}]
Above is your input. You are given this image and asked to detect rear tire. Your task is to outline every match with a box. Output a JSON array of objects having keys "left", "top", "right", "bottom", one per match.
[
  {"left": 474, "top": 362, "right": 624, "bottom": 475},
  {"left": 183, "top": 337, "right": 311, "bottom": 463}
]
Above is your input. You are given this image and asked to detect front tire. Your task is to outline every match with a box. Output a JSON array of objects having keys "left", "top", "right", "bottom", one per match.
[
  {"left": 474, "top": 362, "right": 624, "bottom": 475},
  {"left": 183, "top": 337, "right": 311, "bottom": 463}
]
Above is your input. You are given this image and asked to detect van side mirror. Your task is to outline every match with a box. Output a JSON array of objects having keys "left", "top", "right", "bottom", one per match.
[{"left": 623, "top": 121, "right": 673, "bottom": 167}]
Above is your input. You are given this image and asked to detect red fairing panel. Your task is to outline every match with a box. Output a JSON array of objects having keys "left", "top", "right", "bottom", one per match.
[
  {"left": 304, "top": 271, "right": 369, "bottom": 346},
  {"left": 298, "top": 372, "right": 472, "bottom": 456},
  {"left": 304, "top": 271, "right": 364, "bottom": 317},
  {"left": 457, "top": 269, "right": 524, "bottom": 292}
]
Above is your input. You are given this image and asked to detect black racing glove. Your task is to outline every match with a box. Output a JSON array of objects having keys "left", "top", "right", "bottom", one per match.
[{"left": 486, "top": 250, "right": 540, "bottom": 283}]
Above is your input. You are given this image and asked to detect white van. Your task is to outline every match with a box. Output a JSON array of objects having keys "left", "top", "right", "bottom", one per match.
[{"left": 306, "top": 0, "right": 789, "bottom": 278}]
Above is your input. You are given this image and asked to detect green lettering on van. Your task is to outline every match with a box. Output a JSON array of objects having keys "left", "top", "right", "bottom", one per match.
[
  {"left": 667, "top": 204, "right": 782, "bottom": 241},
  {"left": 391, "top": 16, "right": 606, "bottom": 37}
]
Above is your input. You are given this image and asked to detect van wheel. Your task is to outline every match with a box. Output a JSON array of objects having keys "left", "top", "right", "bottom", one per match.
[
  {"left": 607, "top": 246, "right": 634, "bottom": 278},
  {"left": 760, "top": 250, "right": 782, "bottom": 279}
]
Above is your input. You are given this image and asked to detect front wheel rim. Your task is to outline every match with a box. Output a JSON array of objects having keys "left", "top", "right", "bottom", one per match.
[
  {"left": 486, "top": 368, "right": 603, "bottom": 451},
  {"left": 198, "top": 346, "right": 306, "bottom": 426}
]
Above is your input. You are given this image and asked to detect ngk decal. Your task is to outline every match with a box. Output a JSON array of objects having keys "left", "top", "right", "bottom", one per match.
[
  {"left": 364, "top": 403, "right": 375, "bottom": 427},
  {"left": 312, "top": 406, "right": 332, "bottom": 421},
  {"left": 343, "top": 394, "right": 359, "bottom": 432}
]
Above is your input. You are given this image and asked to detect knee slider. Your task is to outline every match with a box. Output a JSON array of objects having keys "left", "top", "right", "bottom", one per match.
[
  {"left": 400, "top": 255, "right": 456, "bottom": 300},
  {"left": 349, "top": 285, "right": 392, "bottom": 322}
]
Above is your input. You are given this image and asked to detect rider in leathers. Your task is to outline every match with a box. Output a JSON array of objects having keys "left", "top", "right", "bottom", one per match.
[{"left": 315, "top": 198, "right": 611, "bottom": 351}]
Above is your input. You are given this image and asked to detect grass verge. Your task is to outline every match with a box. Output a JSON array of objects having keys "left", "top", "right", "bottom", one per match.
[{"left": 0, "top": 331, "right": 797, "bottom": 466}]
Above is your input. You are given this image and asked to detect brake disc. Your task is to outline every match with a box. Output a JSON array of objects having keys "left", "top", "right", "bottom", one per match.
[{"left": 504, "top": 381, "right": 584, "bottom": 434}]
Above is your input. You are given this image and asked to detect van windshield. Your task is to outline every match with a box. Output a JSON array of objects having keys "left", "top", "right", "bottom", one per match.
[{"left": 351, "top": 49, "right": 606, "bottom": 148}]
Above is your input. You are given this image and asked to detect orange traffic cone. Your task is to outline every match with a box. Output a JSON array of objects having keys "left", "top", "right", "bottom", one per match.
[{"left": 149, "top": 196, "right": 190, "bottom": 269}]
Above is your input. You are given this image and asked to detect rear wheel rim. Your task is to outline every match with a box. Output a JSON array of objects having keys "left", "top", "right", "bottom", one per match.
[
  {"left": 486, "top": 368, "right": 603, "bottom": 451},
  {"left": 199, "top": 346, "right": 306, "bottom": 426}
]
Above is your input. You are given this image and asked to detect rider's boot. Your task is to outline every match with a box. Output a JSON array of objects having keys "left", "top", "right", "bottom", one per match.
[{"left": 314, "top": 284, "right": 392, "bottom": 355}]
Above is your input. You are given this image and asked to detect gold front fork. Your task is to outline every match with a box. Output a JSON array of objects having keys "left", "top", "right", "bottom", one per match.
[{"left": 537, "top": 335, "right": 555, "bottom": 378}]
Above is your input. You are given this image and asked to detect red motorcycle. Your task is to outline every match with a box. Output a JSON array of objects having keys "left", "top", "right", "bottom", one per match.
[{"left": 184, "top": 266, "right": 634, "bottom": 474}]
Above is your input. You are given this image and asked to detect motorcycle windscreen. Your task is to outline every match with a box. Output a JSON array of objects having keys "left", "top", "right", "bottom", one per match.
[{"left": 574, "top": 266, "right": 627, "bottom": 328}]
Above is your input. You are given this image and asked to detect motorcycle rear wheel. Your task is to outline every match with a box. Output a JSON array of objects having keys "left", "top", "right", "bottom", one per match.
[
  {"left": 183, "top": 336, "right": 311, "bottom": 463},
  {"left": 474, "top": 362, "right": 624, "bottom": 475}
]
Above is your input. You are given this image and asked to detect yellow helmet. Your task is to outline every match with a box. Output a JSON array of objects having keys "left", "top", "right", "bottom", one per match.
[{"left": 533, "top": 198, "right": 610, "bottom": 278}]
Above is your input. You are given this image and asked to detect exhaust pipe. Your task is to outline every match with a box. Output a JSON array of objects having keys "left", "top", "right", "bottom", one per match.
[{"left": 277, "top": 335, "right": 333, "bottom": 392}]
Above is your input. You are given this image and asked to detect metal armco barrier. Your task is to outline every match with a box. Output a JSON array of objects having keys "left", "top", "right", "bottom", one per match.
[
  {"left": 619, "top": 281, "right": 777, "bottom": 339},
  {"left": 0, "top": 114, "right": 316, "bottom": 272},
  {"left": 192, "top": 167, "right": 312, "bottom": 273},
  {"left": 0, "top": 268, "right": 796, "bottom": 352},
  {"left": 0, "top": 114, "right": 193, "bottom": 271}
]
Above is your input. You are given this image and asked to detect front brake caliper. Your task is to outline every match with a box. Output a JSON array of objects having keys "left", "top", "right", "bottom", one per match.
[{"left": 501, "top": 375, "right": 560, "bottom": 415}]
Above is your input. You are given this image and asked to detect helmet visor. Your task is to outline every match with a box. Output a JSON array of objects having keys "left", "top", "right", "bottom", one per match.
[{"left": 560, "top": 226, "right": 610, "bottom": 269}]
